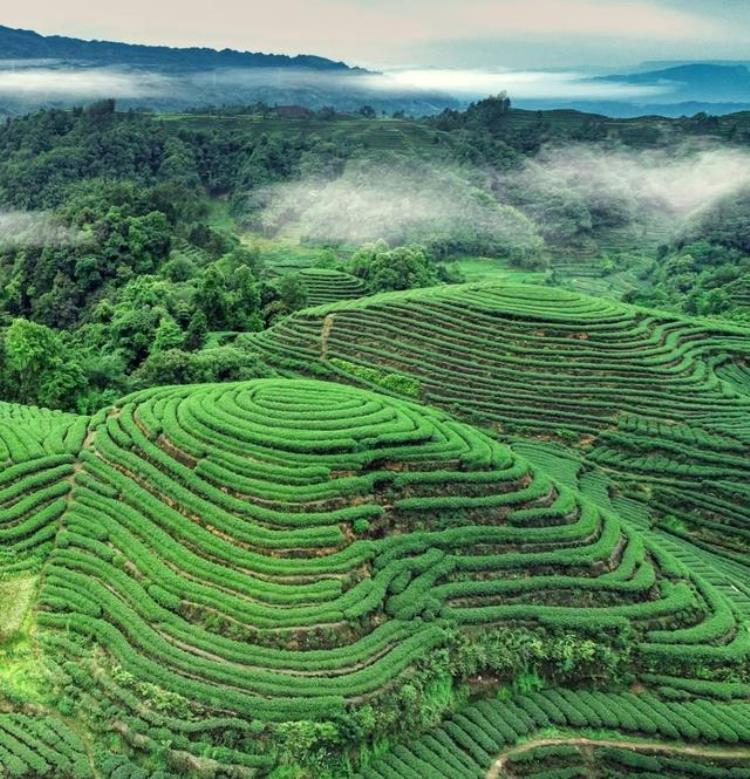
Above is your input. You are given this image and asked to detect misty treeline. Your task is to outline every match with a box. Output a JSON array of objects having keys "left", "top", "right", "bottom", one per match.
[{"left": 0, "top": 97, "right": 749, "bottom": 411}]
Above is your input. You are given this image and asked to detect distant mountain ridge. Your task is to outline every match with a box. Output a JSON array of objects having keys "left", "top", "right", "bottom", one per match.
[
  {"left": 0, "top": 25, "right": 457, "bottom": 117},
  {"left": 1, "top": 26, "right": 748, "bottom": 119},
  {"left": 0, "top": 24, "right": 355, "bottom": 71},
  {"left": 597, "top": 63, "right": 750, "bottom": 103},
  {"left": 639, "top": 59, "right": 750, "bottom": 70}
]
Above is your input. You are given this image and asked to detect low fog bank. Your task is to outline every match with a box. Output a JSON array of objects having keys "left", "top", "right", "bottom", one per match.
[
  {"left": 0, "top": 62, "right": 673, "bottom": 99},
  {"left": 0, "top": 62, "right": 686, "bottom": 115},
  {"left": 246, "top": 159, "right": 544, "bottom": 261},
  {"left": 0, "top": 66, "right": 169, "bottom": 100},
  {"left": 0, "top": 63, "right": 458, "bottom": 114},
  {"left": 0, "top": 211, "right": 84, "bottom": 248},
  {"left": 245, "top": 142, "right": 750, "bottom": 256},
  {"left": 512, "top": 143, "right": 750, "bottom": 219},
  {"left": 378, "top": 68, "right": 670, "bottom": 101}
]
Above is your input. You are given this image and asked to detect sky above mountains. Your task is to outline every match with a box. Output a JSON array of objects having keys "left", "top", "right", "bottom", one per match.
[{"left": 3, "top": 0, "right": 749, "bottom": 69}]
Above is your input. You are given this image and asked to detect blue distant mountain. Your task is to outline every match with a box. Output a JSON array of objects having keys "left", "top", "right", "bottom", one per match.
[
  {"left": 511, "top": 63, "right": 750, "bottom": 118},
  {"left": 596, "top": 63, "right": 750, "bottom": 103}
]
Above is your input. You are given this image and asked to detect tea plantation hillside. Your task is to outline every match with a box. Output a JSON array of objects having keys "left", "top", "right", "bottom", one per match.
[
  {"left": 0, "top": 401, "right": 86, "bottom": 465},
  {"left": 0, "top": 401, "right": 88, "bottom": 575},
  {"left": 358, "top": 689, "right": 750, "bottom": 778},
  {"left": 249, "top": 283, "right": 750, "bottom": 569},
  {"left": 297, "top": 268, "right": 368, "bottom": 306},
  {"left": 1, "top": 378, "right": 749, "bottom": 776}
]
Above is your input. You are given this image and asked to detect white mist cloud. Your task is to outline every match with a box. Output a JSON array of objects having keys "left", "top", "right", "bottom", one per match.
[
  {"left": 0, "top": 211, "right": 84, "bottom": 248},
  {"left": 518, "top": 143, "right": 750, "bottom": 219},
  {"left": 374, "top": 68, "right": 672, "bottom": 100},
  {"left": 0, "top": 67, "right": 169, "bottom": 99},
  {"left": 248, "top": 158, "right": 543, "bottom": 255},
  {"left": 248, "top": 143, "right": 750, "bottom": 255},
  {"left": 186, "top": 65, "right": 679, "bottom": 104},
  {"left": 0, "top": 63, "right": 700, "bottom": 108}
]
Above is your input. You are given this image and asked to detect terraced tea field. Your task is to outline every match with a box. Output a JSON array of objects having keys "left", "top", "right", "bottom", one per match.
[
  {"left": 359, "top": 689, "right": 750, "bottom": 778},
  {"left": 250, "top": 283, "right": 750, "bottom": 569},
  {"left": 1, "top": 377, "right": 749, "bottom": 775},
  {"left": 298, "top": 267, "right": 367, "bottom": 306},
  {"left": 0, "top": 401, "right": 87, "bottom": 575},
  {"left": 0, "top": 716, "right": 91, "bottom": 777}
]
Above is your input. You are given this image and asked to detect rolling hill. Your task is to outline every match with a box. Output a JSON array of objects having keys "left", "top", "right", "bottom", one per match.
[
  {"left": 1, "top": 376, "right": 749, "bottom": 775},
  {"left": 249, "top": 283, "right": 750, "bottom": 571}
]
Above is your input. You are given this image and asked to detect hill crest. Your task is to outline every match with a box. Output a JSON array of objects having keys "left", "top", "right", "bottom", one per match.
[{"left": 0, "top": 24, "right": 355, "bottom": 71}]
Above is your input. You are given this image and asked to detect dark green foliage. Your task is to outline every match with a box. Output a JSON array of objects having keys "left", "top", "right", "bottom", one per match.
[{"left": 349, "top": 242, "right": 440, "bottom": 293}]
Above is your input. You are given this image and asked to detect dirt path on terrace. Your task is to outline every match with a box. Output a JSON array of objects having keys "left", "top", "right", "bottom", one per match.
[
  {"left": 320, "top": 313, "right": 335, "bottom": 359},
  {"left": 486, "top": 736, "right": 750, "bottom": 778}
]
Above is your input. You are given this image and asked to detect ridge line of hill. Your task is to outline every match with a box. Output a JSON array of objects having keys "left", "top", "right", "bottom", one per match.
[{"left": 0, "top": 24, "right": 358, "bottom": 71}]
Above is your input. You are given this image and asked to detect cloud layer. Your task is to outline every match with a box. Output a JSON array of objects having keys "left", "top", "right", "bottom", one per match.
[
  {"left": 375, "top": 69, "right": 671, "bottom": 100},
  {"left": 0, "top": 67, "right": 168, "bottom": 99},
  {"left": 516, "top": 143, "right": 750, "bottom": 219},
  {"left": 0, "top": 62, "right": 685, "bottom": 106},
  {"left": 0, "top": 211, "right": 84, "bottom": 248}
]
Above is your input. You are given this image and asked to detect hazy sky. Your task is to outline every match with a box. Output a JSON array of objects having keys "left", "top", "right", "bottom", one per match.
[{"left": 4, "top": 0, "right": 750, "bottom": 68}]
